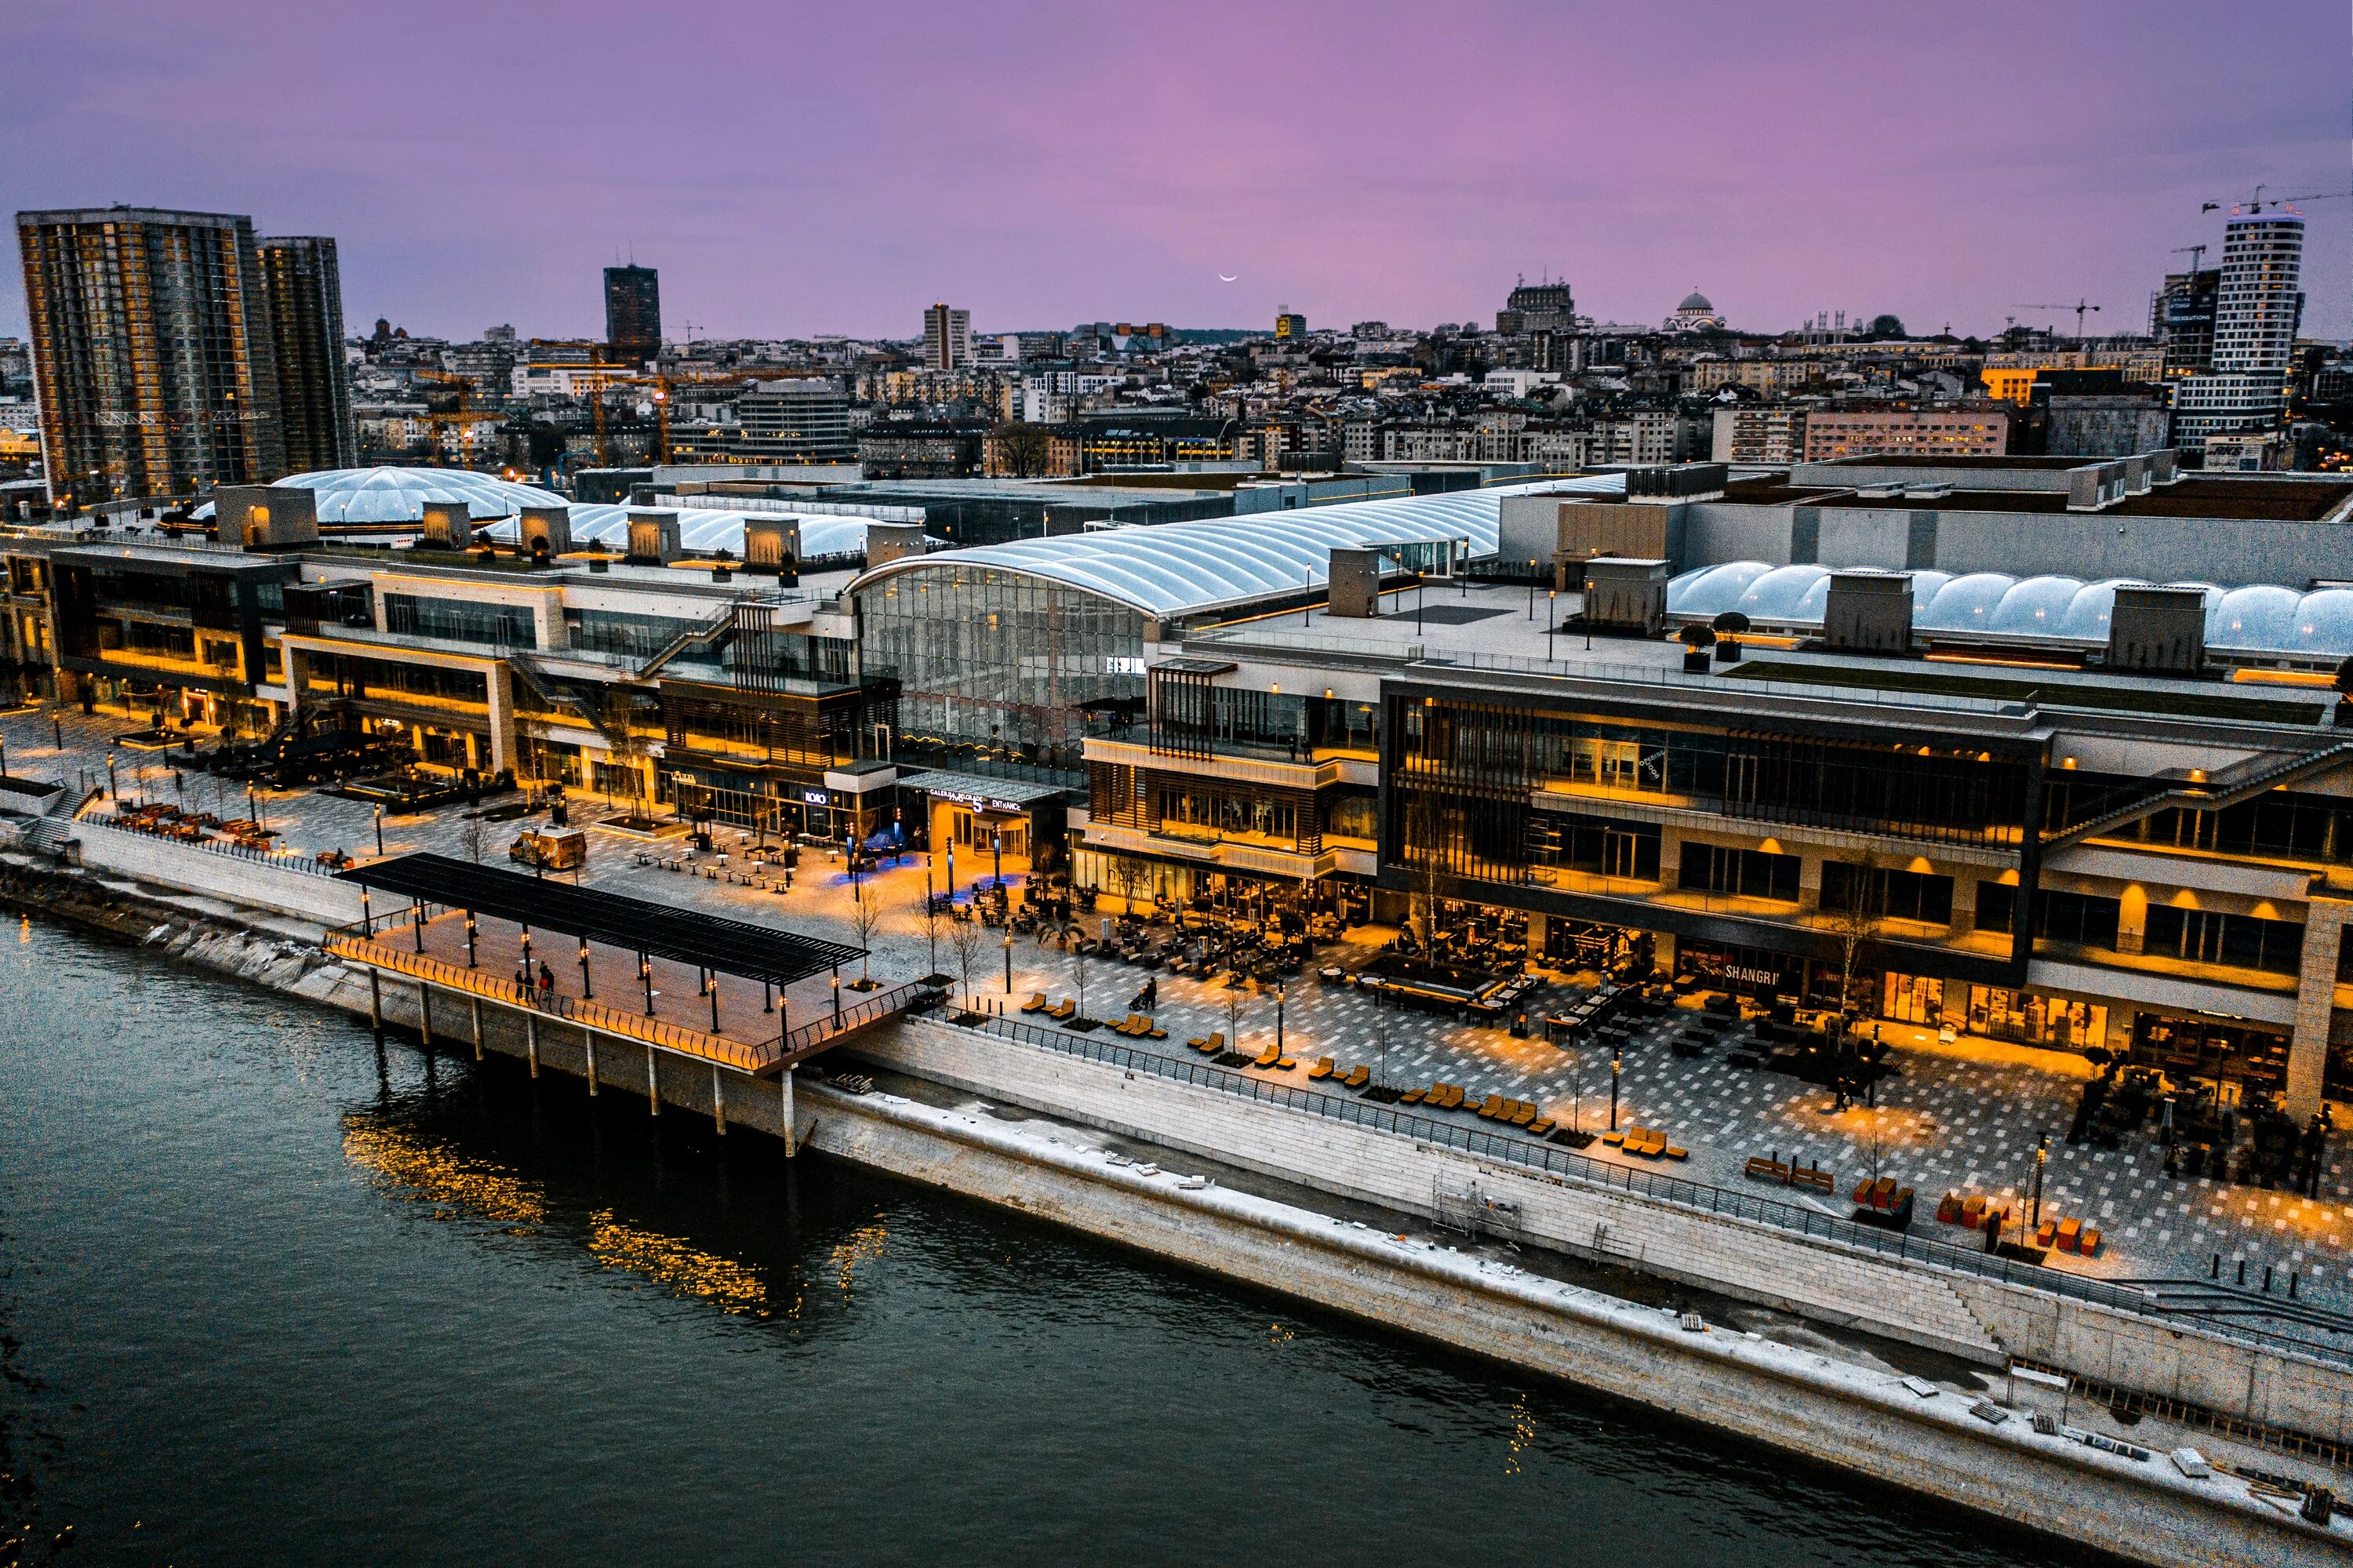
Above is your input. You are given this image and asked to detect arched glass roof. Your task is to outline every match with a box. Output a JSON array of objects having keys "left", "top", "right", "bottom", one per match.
[
  {"left": 191, "top": 467, "right": 565, "bottom": 524},
  {"left": 846, "top": 475, "right": 1615, "bottom": 617},
  {"left": 481, "top": 507, "right": 877, "bottom": 560},
  {"left": 1666, "top": 561, "right": 2353, "bottom": 659}
]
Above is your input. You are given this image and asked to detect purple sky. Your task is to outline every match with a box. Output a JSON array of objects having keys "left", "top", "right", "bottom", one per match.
[{"left": 5, "top": 1, "right": 2348, "bottom": 344}]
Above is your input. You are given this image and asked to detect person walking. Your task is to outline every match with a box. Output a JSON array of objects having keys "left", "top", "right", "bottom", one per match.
[
  {"left": 515, "top": 965, "right": 531, "bottom": 1004},
  {"left": 537, "top": 961, "right": 555, "bottom": 1002}
]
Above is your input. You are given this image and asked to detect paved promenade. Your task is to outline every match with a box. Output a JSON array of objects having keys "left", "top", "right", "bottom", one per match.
[{"left": 8, "top": 703, "right": 2350, "bottom": 1311}]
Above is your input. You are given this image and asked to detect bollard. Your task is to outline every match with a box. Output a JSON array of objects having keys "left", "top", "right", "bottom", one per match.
[
  {"left": 2238, "top": 1259, "right": 2247, "bottom": 1286},
  {"left": 2264, "top": 1265, "right": 2273, "bottom": 1293}
]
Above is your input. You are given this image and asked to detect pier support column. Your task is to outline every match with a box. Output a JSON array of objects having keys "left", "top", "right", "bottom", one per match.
[
  {"left": 711, "top": 1064, "right": 726, "bottom": 1133},
  {"left": 524, "top": 1010, "right": 539, "bottom": 1077},
  {"left": 368, "top": 970, "right": 383, "bottom": 1042},
  {"left": 781, "top": 1067, "right": 796, "bottom": 1157},
  {"left": 471, "top": 998, "right": 483, "bottom": 1061},
  {"left": 584, "top": 1030, "right": 598, "bottom": 1096},
  {"left": 646, "top": 1044, "right": 660, "bottom": 1115},
  {"left": 416, "top": 981, "right": 432, "bottom": 1049}
]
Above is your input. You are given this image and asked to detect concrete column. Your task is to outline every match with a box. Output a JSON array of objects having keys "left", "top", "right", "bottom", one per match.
[
  {"left": 782, "top": 1067, "right": 797, "bottom": 1156},
  {"left": 417, "top": 980, "right": 432, "bottom": 1046},
  {"left": 484, "top": 664, "right": 517, "bottom": 777},
  {"left": 646, "top": 1044, "right": 660, "bottom": 1115},
  {"left": 369, "top": 970, "right": 383, "bottom": 1041},
  {"left": 584, "top": 1029, "right": 598, "bottom": 1095},
  {"left": 2286, "top": 896, "right": 2349, "bottom": 1120},
  {"left": 524, "top": 1010, "right": 539, "bottom": 1076},
  {"left": 711, "top": 1064, "right": 726, "bottom": 1133},
  {"left": 471, "top": 997, "right": 484, "bottom": 1061}
]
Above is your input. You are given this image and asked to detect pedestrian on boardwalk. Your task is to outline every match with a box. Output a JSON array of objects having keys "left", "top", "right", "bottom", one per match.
[
  {"left": 537, "top": 961, "right": 555, "bottom": 1002},
  {"left": 515, "top": 965, "right": 530, "bottom": 1002}
]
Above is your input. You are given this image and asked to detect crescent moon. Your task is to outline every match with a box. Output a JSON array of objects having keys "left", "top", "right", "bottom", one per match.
[{"left": 1218, "top": 273, "right": 1238, "bottom": 282}]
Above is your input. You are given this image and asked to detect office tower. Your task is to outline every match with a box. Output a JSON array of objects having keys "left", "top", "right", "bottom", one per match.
[
  {"left": 2149, "top": 267, "right": 2220, "bottom": 376},
  {"left": 2173, "top": 213, "right": 2304, "bottom": 444},
  {"left": 923, "top": 303, "right": 970, "bottom": 371},
  {"left": 1274, "top": 307, "right": 1307, "bottom": 339},
  {"left": 256, "top": 236, "right": 356, "bottom": 472},
  {"left": 604, "top": 264, "right": 661, "bottom": 365},
  {"left": 16, "top": 206, "right": 286, "bottom": 511}
]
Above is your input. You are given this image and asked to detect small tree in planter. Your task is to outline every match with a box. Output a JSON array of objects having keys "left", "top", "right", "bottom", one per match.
[
  {"left": 946, "top": 911, "right": 987, "bottom": 1009},
  {"left": 846, "top": 876, "right": 882, "bottom": 988},
  {"left": 912, "top": 884, "right": 943, "bottom": 978}
]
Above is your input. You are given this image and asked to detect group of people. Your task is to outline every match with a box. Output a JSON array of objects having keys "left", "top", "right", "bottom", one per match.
[{"left": 513, "top": 960, "right": 555, "bottom": 1006}]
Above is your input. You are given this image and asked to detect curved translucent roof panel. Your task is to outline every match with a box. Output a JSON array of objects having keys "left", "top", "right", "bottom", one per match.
[
  {"left": 1916, "top": 573, "right": 2019, "bottom": 632},
  {"left": 2292, "top": 590, "right": 2353, "bottom": 657},
  {"left": 846, "top": 475, "right": 1616, "bottom": 618},
  {"left": 190, "top": 467, "right": 565, "bottom": 525},
  {"left": 1669, "top": 559, "right": 2353, "bottom": 660},
  {"left": 1664, "top": 562, "right": 1773, "bottom": 620},
  {"left": 1986, "top": 576, "right": 2086, "bottom": 636},
  {"left": 1733, "top": 564, "right": 1832, "bottom": 621},
  {"left": 481, "top": 507, "right": 875, "bottom": 559}
]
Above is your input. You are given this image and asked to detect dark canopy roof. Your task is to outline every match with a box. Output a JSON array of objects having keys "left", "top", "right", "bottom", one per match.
[{"left": 338, "top": 853, "right": 861, "bottom": 985}]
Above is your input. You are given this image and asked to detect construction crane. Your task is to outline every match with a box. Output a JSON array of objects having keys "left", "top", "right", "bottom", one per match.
[
  {"left": 2202, "top": 184, "right": 2353, "bottom": 215},
  {"left": 2010, "top": 299, "right": 2103, "bottom": 341},
  {"left": 2170, "top": 244, "right": 2208, "bottom": 274}
]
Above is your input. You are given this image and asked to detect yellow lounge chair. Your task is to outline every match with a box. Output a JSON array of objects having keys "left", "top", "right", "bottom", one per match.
[
  {"left": 1307, "top": 1056, "right": 1334, "bottom": 1080},
  {"left": 1401, "top": 1088, "right": 1425, "bottom": 1104},
  {"left": 1048, "top": 999, "right": 1077, "bottom": 1021},
  {"left": 1528, "top": 1118, "right": 1555, "bottom": 1136},
  {"left": 1252, "top": 1044, "right": 1281, "bottom": 1068},
  {"left": 1341, "top": 1065, "right": 1369, "bottom": 1090},
  {"left": 1195, "top": 1031, "right": 1224, "bottom": 1054},
  {"left": 1478, "top": 1094, "right": 1504, "bottom": 1119},
  {"left": 1020, "top": 991, "right": 1048, "bottom": 1014},
  {"left": 1511, "top": 1103, "right": 1536, "bottom": 1126}
]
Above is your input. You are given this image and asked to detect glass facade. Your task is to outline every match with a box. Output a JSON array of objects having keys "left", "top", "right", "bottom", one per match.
[
  {"left": 857, "top": 564, "right": 1144, "bottom": 784},
  {"left": 384, "top": 593, "right": 533, "bottom": 650}
]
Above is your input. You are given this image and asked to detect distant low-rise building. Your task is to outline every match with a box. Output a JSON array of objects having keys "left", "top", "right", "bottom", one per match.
[{"left": 1802, "top": 405, "right": 2009, "bottom": 461}]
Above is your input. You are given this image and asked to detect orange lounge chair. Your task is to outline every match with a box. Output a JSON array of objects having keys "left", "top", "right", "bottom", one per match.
[
  {"left": 1307, "top": 1057, "right": 1334, "bottom": 1080},
  {"left": 1020, "top": 991, "right": 1048, "bottom": 1014},
  {"left": 1252, "top": 1044, "right": 1281, "bottom": 1068},
  {"left": 1341, "top": 1065, "right": 1370, "bottom": 1090},
  {"left": 1048, "top": 999, "right": 1077, "bottom": 1021},
  {"left": 1527, "top": 1118, "right": 1555, "bottom": 1136},
  {"left": 1195, "top": 1032, "right": 1224, "bottom": 1055},
  {"left": 1478, "top": 1094, "right": 1505, "bottom": 1119},
  {"left": 1401, "top": 1088, "right": 1425, "bottom": 1104}
]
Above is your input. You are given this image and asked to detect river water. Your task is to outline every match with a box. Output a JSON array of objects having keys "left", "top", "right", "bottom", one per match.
[{"left": 0, "top": 915, "right": 2118, "bottom": 1566}]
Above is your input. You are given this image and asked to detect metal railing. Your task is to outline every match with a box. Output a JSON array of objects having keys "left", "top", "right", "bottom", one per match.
[
  {"left": 328, "top": 932, "right": 943, "bottom": 1075},
  {"left": 958, "top": 1013, "right": 2353, "bottom": 1367},
  {"left": 78, "top": 813, "right": 341, "bottom": 875},
  {"left": 326, "top": 933, "right": 770, "bottom": 1071}
]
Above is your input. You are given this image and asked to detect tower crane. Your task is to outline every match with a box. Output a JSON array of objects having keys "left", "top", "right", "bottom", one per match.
[
  {"left": 2202, "top": 185, "right": 2353, "bottom": 215},
  {"left": 2169, "top": 244, "right": 2207, "bottom": 274},
  {"left": 2009, "top": 300, "right": 2102, "bottom": 341}
]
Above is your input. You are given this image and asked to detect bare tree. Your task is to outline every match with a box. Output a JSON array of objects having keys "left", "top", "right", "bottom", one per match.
[
  {"left": 460, "top": 819, "right": 488, "bottom": 864},
  {"left": 1110, "top": 853, "right": 1149, "bottom": 917},
  {"left": 846, "top": 875, "right": 882, "bottom": 988},
  {"left": 994, "top": 420, "right": 1053, "bottom": 478},
  {"left": 913, "top": 884, "right": 942, "bottom": 977},
  {"left": 1823, "top": 857, "right": 1882, "bottom": 1111},
  {"left": 946, "top": 911, "right": 987, "bottom": 1006},
  {"left": 1070, "top": 939, "right": 1089, "bottom": 1020}
]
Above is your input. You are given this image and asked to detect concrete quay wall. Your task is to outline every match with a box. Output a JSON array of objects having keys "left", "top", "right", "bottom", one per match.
[
  {"left": 857, "top": 1017, "right": 2353, "bottom": 1448},
  {"left": 805, "top": 1083, "right": 2348, "bottom": 1568},
  {"left": 68, "top": 819, "right": 367, "bottom": 929}
]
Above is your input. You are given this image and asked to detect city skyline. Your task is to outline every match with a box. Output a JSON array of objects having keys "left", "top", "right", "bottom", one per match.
[{"left": 3, "top": 0, "right": 2348, "bottom": 344}]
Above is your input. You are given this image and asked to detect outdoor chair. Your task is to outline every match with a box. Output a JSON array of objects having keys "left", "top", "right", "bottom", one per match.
[
  {"left": 1341, "top": 1065, "right": 1369, "bottom": 1090},
  {"left": 1196, "top": 1031, "right": 1224, "bottom": 1054},
  {"left": 1048, "top": 999, "right": 1077, "bottom": 1022},
  {"left": 1307, "top": 1057, "right": 1334, "bottom": 1080},
  {"left": 1478, "top": 1093, "right": 1504, "bottom": 1119},
  {"left": 1527, "top": 1118, "right": 1554, "bottom": 1136},
  {"left": 1020, "top": 992, "right": 1048, "bottom": 1014},
  {"left": 1401, "top": 1089, "right": 1424, "bottom": 1105},
  {"left": 1511, "top": 1103, "right": 1536, "bottom": 1126},
  {"left": 1252, "top": 1044, "right": 1281, "bottom": 1068}
]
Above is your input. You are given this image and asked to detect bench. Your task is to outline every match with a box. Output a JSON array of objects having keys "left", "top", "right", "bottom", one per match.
[
  {"left": 1789, "top": 1166, "right": 1836, "bottom": 1196},
  {"left": 1745, "top": 1155, "right": 1791, "bottom": 1184}
]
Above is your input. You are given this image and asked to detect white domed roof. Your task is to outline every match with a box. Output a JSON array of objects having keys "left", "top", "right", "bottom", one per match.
[
  {"left": 1677, "top": 290, "right": 1714, "bottom": 312},
  {"left": 191, "top": 467, "right": 565, "bottom": 525}
]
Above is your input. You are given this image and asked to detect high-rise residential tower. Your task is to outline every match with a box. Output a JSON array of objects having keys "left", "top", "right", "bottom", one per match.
[
  {"left": 923, "top": 303, "right": 970, "bottom": 371},
  {"left": 16, "top": 206, "right": 286, "bottom": 511},
  {"left": 2172, "top": 213, "right": 2304, "bottom": 445},
  {"left": 603, "top": 264, "right": 661, "bottom": 366},
  {"left": 256, "top": 235, "right": 356, "bottom": 472}
]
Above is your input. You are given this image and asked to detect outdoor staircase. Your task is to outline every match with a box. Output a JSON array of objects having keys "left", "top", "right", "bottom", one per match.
[
  {"left": 2043, "top": 740, "right": 2353, "bottom": 852},
  {"left": 18, "top": 780, "right": 94, "bottom": 859},
  {"left": 507, "top": 653, "right": 636, "bottom": 749}
]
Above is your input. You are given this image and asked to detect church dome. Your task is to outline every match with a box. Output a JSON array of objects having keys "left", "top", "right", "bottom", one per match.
[{"left": 1677, "top": 289, "right": 1714, "bottom": 312}]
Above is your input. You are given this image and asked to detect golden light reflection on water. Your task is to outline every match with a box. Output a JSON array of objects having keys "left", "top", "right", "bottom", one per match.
[
  {"left": 588, "top": 1210, "right": 772, "bottom": 1316},
  {"left": 829, "top": 1221, "right": 889, "bottom": 1297},
  {"left": 340, "top": 1115, "right": 546, "bottom": 1230},
  {"left": 1505, "top": 1394, "right": 1535, "bottom": 1476}
]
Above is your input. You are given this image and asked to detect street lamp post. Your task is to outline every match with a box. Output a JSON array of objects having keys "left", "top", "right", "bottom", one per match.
[
  {"left": 641, "top": 955, "right": 654, "bottom": 1013},
  {"left": 707, "top": 970, "right": 720, "bottom": 1031},
  {"left": 1609, "top": 1044, "right": 1622, "bottom": 1131},
  {"left": 1546, "top": 590, "right": 1558, "bottom": 660},
  {"left": 579, "top": 940, "right": 593, "bottom": 999},
  {"left": 831, "top": 969, "right": 842, "bottom": 1024},
  {"left": 412, "top": 900, "right": 425, "bottom": 955},
  {"left": 1002, "top": 931, "right": 1014, "bottom": 995},
  {"left": 1527, "top": 560, "right": 1538, "bottom": 619},
  {"left": 464, "top": 913, "right": 477, "bottom": 968},
  {"left": 2029, "top": 1132, "right": 2049, "bottom": 1231},
  {"left": 373, "top": 803, "right": 384, "bottom": 856},
  {"left": 991, "top": 827, "right": 1003, "bottom": 889},
  {"left": 1275, "top": 984, "right": 1286, "bottom": 1058},
  {"left": 106, "top": 752, "right": 117, "bottom": 799}
]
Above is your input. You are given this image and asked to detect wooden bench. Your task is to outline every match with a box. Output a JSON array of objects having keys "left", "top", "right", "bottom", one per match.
[
  {"left": 1790, "top": 1166, "right": 1836, "bottom": 1196},
  {"left": 1745, "top": 1155, "right": 1791, "bottom": 1184}
]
